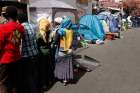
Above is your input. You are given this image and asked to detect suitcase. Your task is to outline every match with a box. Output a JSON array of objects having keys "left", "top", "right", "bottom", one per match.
[{"left": 73, "top": 55, "right": 101, "bottom": 72}]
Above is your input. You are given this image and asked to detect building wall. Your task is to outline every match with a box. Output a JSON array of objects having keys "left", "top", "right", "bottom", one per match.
[
  {"left": 29, "top": 0, "right": 95, "bottom": 14},
  {"left": 57, "top": 0, "right": 77, "bottom": 8},
  {"left": 99, "top": 0, "right": 120, "bottom": 8},
  {"left": 58, "top": 0, "right": 93, "bottom": 14}
]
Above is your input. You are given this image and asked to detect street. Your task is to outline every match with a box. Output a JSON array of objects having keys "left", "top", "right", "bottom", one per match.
[{"left": 47, "top": 27, "right": 140, "bottom": 93}]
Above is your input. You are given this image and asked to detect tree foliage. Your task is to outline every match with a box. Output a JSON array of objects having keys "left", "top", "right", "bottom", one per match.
[{"left": 123, "top": 0, "right": 138, "bottom": 14}]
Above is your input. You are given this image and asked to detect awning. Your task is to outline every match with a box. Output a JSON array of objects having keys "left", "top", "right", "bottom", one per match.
[{"left": 29, "top": 0, "right": 76, "bottom": 9}]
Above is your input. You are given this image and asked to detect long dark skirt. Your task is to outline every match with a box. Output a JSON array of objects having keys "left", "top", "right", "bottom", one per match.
[
  {"left": 38, "top": 53, "right": 55, "bottom": 90},
  {"left": 54, "top": 54, "right": 73, "bottom": 80}
]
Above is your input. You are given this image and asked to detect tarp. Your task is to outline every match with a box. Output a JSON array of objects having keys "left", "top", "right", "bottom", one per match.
[
  {"left": 98, "top": 11, "right": 120, "bottom": 33},
  {"left": 99, "top": 11, "right": 111, "bottom": 18},
  {"left": 78, "top": 14, "right": 105, "bottom": 41},
  {"left": 97, "top": 14, "right": 109, "bottom": 24},
  {"left": 109, "top": 15, "right": 119, "bottom": 33},
  {"left": 98, "top": 11, "right": 111, "bottom": 25}
]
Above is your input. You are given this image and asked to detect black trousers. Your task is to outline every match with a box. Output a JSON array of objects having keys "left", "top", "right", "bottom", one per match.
[{"left": 0, "top": 60, "right": 21, "bottom": 93}]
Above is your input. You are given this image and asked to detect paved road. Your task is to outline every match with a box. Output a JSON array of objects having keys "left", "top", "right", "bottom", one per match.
[{"left": 47, "top": 28, "right": 140, "bottom": 93}]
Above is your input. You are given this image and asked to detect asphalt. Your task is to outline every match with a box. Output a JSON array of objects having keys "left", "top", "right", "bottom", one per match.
[{"left": 46, "top": 27, "right": 140, "bottom": 93}]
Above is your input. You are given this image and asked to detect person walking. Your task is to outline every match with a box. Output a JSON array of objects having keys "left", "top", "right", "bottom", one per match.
[{"left": 0, "top": 6, "right": 24, "bottom": 93}]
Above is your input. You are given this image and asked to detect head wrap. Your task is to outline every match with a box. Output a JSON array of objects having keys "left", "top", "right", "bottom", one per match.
[
  {"left": 54, "top": 17, "right": 63, "bottom": 24},
  {"left": 38, "top": 17, "right": 50, "bottom": 43},
  {"left": 60, "top": 17, "right": 72, "bottom": 28},
  {"left": 58, "top": 17, "right": 72, "bottom": 36}
]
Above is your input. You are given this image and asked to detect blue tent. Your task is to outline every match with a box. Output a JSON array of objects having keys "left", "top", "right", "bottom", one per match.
[
  {"left": 97, "top": 14, "right": 109, "bottom": 22},
  {"left": 78, "top": 14, "right": 105, "bottom": 41},
  {"left": 109, "top": 15, "right": 119, "bottom": 33},
  {"left": 98, "top": 12, "right": 120, "bottom": 33},
  {"left": 98, "top": 11, "right": 111, "bottom": 20}
]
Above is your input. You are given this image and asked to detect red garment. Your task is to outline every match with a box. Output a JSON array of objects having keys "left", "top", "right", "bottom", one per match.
[{"left": 0, "top": 21, "right": 24, "bottom": 64}]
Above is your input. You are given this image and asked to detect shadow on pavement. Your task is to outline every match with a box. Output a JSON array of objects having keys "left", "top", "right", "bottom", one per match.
[
  {"left": 70, "top": 54, "right": 101, "bottom": 84},
  {"left": 44, "top": 55, "right": 101, "bottom": 92}
]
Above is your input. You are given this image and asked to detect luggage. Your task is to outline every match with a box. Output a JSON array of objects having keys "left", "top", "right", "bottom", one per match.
[{"left": 73, "top": 55, "right": 101, "bottom": 72}]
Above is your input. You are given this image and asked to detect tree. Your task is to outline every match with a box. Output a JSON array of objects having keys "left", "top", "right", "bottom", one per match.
[{"left": 123, "top": 0, "right": 138, "bottom": 14}]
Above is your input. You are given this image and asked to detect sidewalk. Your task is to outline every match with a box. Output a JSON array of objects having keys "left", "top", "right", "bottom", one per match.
[{"left": 47, "top": 27, "right": 140, "bottom": 93}]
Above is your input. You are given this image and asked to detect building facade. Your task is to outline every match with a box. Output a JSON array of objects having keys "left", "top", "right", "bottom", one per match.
[
  {"left": 58, "top": 0, "right": 93, "bottom": 14},
  {"left": 99, "top": 0, "right": 121, "bottom": 8}
]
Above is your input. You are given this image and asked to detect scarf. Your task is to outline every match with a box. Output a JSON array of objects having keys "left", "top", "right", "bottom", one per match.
[{"left": 38, "top": 17, "right": 50, "bottom": 43}]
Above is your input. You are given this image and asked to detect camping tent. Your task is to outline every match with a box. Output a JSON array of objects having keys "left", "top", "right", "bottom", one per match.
[
  {"left": 29, "top": 0, "right": 78, "bottom": 25},
  {"left": 78, "top": 14, "right": 105, "bottom": 41}
]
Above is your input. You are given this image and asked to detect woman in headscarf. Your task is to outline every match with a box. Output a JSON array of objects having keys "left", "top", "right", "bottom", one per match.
[
  {"left": 54, "top": 17, "right": 74, "bottom": 85},
  {"left": 36, "top": 17, "right": 54, "bottom": 91}
]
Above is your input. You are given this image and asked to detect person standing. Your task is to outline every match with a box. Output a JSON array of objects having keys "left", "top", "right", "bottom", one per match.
[
  {"left": 36, "top": 17, "right": 54, "bottom": 91},
  {"left": 17, "top": 13, "right": 40, "bottom": 93},
  {"left": 54, "top": 17, "right": 74, "bottom": 85},
  {"left": 0, "top": 6, "right": 24, "bottom": 93}
]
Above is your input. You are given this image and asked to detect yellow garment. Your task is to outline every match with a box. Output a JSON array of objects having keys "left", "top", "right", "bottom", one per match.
[
  {"left": 38, "top": 17, "right": 50, "bottom": 43},
  {"left": 60, "top": 29, "right": 73, "bottom": 52}
]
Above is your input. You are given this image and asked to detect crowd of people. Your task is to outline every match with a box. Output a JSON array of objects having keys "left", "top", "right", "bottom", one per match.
[
  {"left": 0, "top": 5, "right": 139, "bottom": 93},
  {"left": 0, "top": 5, "right": 76, "bottom": 93}
]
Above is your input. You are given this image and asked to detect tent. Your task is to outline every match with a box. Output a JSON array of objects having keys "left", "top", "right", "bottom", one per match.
[
  {"left": 78, "top": 14, "right": 105, "bottom": 41},
  {"left": 109, "top": 15, "right": 120, "bottom": 33},
  {"left": 29, "top": 0, "right": 78, "bottom": 25},
  {"left": 98, "top": 11, "right": 120, "bottom": 33}
]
